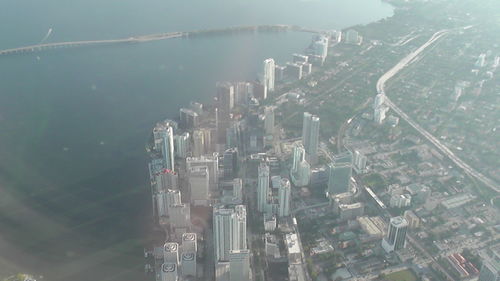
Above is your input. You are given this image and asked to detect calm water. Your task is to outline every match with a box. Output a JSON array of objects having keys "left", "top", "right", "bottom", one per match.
[{"left": 0, "top": 0, "right": 392, "bottom": 280}]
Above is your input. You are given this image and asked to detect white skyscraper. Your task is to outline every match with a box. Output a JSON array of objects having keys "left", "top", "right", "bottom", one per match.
[
  {"left": 156, "top": 125, "right": 175, "bottom": 171},
  {"left": 213, "top": 205, "right": 248, "bottom": 262},
  {"left": 313, "top": 35, "right": 329, "bottom": 62},
  {"left": 302, "top": 112, "right": 320, "bottom": 164},
  {"left": 264, "top": 106, "right": 275, "bottom": 135},
  {"left": 257, "top": 162, "right": 270, "bottom": 212},
  {"left": 374, "top": 93, "right": 389, "bottom": 125},
  {"left": 186, "top": 154, "right": 219, "bottom": 190},
  {"left": 278, "top": 178, "right": 291, "bottom": 217},
  {"left": 263, "top": 58, "right": 276, "bottom": 92},
  {"left": 290, "top": 144, "right": 311, "bottom": 187},
  {"left": 382, "top": 216, "right": 408, "bottom": 253}
]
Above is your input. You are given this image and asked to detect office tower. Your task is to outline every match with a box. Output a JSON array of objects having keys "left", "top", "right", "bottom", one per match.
[
  {"left": 263, "top": 58, "right": 275, "bottom": 92},
  {"left": 264, "top": 106, "right": 275, "bottom": 135},
  {"left": 226, "top": 122, "right": 241, "bottom": 150},
  {"left": 229, "top": 249, "right": 251, "bottom": 281},
  {"left": 286, "top": 62, "right": 303, "bottom": 80},
  {"left": 234, "top": 81, "right": 252, "bottom": 106},
  {"left": 181, "top": 233, "right": 197, "bottom": 278},
  {"left": 192, "top": 130, "right": 205, "bottom": 157},
  {"left": 290, "top": 144, "right": 311, "bottom": 187},
  {"left": 154, "top": 124, "right": 175, "bottom": 171},
  {"left": 188, "top": 166, "right": 210, "bottom": 206},
  {"left": 213, "top": 205, "right": 247, "bottom": 262},
  {"left": 302, "top": 112, "right": 320, "bottom": 164},
  {"left": 223, "top": 148, "right": 238, "bottom": 180},
  {"left": 161, "top": 263, "right": 179, "bottom": 281},
  {"left": 403, "top": 210, "right": 420, "bottom": 229},
  {"left": 156, "top": 191, "right": 168, "bottom": 218},
  {"left": 169, "top": 203, "right": 191, "bottom": 237},
  {"left": 389, "top": 194, "right": 412, "bottom": 208},
  {"left": 353, "top": 150, "right": 367, "bottom": 173},
  {"left": 174, "top": 132, "right": 190, "bottom": 158},
  {"left": 327, "top": 151, "right": 353, "bottom": 196},
  {"left": 164, "top": 242, "right": 180, "bottom": 264},
  {"left": 382, "top": 216, "right": 408, "bottom": 253},
  {"left": 278, "top": 178, "right": 291, "bottom": 217},
  {"left": 186, "top": 154, "right": 219, "bottom": 190},
  {"left": 179, "top": 108, "right": 199, "bottom": 129},
  {"left": 257, "top": 162, "right": 270, "bottom": 212},
  {"left": 374, "top": 93, "right": 389, "bottom": 124}
]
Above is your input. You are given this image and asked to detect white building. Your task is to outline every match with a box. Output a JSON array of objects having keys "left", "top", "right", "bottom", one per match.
[
  {"left": 186, "top": 153, "right": 219, "bottom": 190},
  {"left": 163, "top": 242, "right": 180, "bottom": 264},
  {"left": 257, "top": 162, "right": 270, "bottom": 212},
  {"left": 382, "top": 216, "right": 408, "bottom": 253},
  {"left": 278, "top": 178, "right": 291, "bottom": 217},
  {"left": 213, "top": 205, "right": 248, "bottom": 262},
  {"left": 263, "top": 58, "right": 276, "bottom": 92},
  {"left": 302, "top": 112, "right": 320, "bottom": 164},
  {"left": 161, "top": 263, "right": 179, "bottom": 281},
  {"left": 290, "top": 144, "right": 311, "bottom": 187},
  {"left": 154, "top": 124, "right": 175, "bottom": 171},
  {"left": 174, "top": 132, "right": 190, "bottom": 158},
  {"left": 313, "top": 35, "right": 329, "bottom": 61},
  {"left": 353, "top": 150, "right": 367, "bottom": 174},
  {"left": 390, "top": 194, "right": 412, "bottom": 208}
]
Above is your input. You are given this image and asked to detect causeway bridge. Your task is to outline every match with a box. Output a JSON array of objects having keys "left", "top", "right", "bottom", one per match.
[{"left": 0, "top": 25, "right": 321, "bottom": 57}]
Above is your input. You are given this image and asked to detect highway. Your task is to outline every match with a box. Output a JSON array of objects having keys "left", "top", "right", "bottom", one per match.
[{"left": 376, "top": 29, "right": 499, "bottom": 193}]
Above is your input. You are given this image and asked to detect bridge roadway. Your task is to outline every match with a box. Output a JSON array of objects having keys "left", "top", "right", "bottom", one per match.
[
  {"left": 0, "top": 25, "right": 320, "bottom": 57},
  {"left": 377, "top": 29, "right": 499, "bottom": 193}
]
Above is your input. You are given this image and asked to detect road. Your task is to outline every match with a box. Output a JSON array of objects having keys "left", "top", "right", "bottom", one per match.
[{"left": 376, "top": 28, "right": 499, "bottom": 193}]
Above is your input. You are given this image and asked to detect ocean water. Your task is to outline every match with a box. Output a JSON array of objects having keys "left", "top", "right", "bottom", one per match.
[{"left": 0, "top": 0, "right": 392, "bottom": 280}]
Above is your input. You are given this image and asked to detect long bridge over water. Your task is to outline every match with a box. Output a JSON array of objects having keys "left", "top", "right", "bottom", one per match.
[{"left": 0, "top": 25, "right": 322, "bottom": 57}]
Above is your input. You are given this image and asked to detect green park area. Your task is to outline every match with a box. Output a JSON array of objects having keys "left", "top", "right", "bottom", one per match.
[{"left": 382, "top": 269, "right": 418, "bottom": 281}]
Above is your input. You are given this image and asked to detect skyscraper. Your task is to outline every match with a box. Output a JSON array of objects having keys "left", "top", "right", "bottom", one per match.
[
  {"left": 181, "top": 233, "right": 197, "bottom": 278},
  {"left": 160, "top": 263, "right": 179, "bottom": 281},
  {"left": 278, "top": 178, "right": 291, "bottom": 217},
  {"left": 381, "top": 216, "right": 408, "bottom": 253},
  {"left": 302, "top": 112, "right": 320, "bottom": 164},
  {"left": 174, "top": 132, "right": 190, "bottom": 159},
  {"left": 213, "top": 205, "right": 248, "bottom": 262},
  {"left": 257, "top": 162, "right": 270, "bottom": 212},
  {"left": 163, "top": 242, "right": 180, "bottom": 264},
  {"left": 373, "top": 93, "right": 389, "bottom": 125},
  {"left": 327, "top": 151, "right": 353, "bottom": 196},
  {"left": 263, "top": 58, "right": 275, "bottom": 92},
  {"left": 290, "top": 144, "right": 311, "bottom": 187},
  {"left": 188, "top": 166, "right": 210, "bottom": 206},
  {"left": 154, "top": 125, "right": 175, "bottom": 171},
  {"left": 264, "top": 106, "right": 275, "bottom": 136}
]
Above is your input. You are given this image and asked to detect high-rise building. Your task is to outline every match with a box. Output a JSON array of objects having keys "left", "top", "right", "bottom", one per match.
[
  {"left": 312, "top": 35, "right": 329, "bottom": 62},
  {"left": 223, "top": 148, "right": 238, "bottom": 180},
  {"left": 302, "top": 112, "right": 320, "bottom": 164},
  {"left": 275, "top": 65, "right": 286, "bottom": 82},
  {"left": 186, "top": 154, "right": 219, "bottom": 190},
  {"left": 278, "top": 178, "right": 291, "bottom": 217},
  {"left": 164, "top": 242, "right": 180, "bottom": 264},
  {"left": 213, "top": 205, "right": 247, "bottom": 262},
  {"left": 160, "top": 263, "right": 179, "bottom": 281},
  {"left": 327, "top": 151, "right": 353, "bottom": 196},
  {"left": 188, "top": 166, "right": 210, "bottom": 206},
  {"left": 345, "top": 29, "right": 362, "bottom": 45},
  {"left": 217, "top": 82, "right": 235, "bottom": 117},
  {"left": 174, "top": 132, "right": 190, "bottom": 158},
  {"left": 252, "top": 81, "right": 267, "bottom": 100},
  {"left": 154, "top": 125, "right": 175, "bottom": 171},
  {"left": 257, "top": 162, "right": 270, "bottom": 212},
  {"left": 374, "top": 93, "right": 389, "bottom": 125},
  {"left": 290, "top": 144, "right": 311, "bottom": 187},
  {"left": 192, "top": 130, "right": 205, "bottom": 157},
  {"left": 234, "top": 81, "right": 252, "bottom": 106},
  {"left": 263, "top": 58, "right": 275, "bottom": 92},
  {"left": 353, "top": 150, "right": 367, "bottom": 174},
  {"left": 403, "top": 210, "right": 420, "bottom": 229},
  {"left": 286, "top": 62, "right": 303, "bottom": 80},
  {"left": 229, "top": 249, "right": 251, "bottom": 281},
  {"left": 382, "top": 216, "right": 408, "bottom": 253},
  {"left": 179, "top": 108, "right": 199, "bottom": 129},
  {"left": 181, "top": 233, "right": 198, "bottom": 278},
  {"left": 264, "top": 106, "right": 275, "bottom": 136}
]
